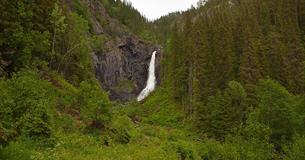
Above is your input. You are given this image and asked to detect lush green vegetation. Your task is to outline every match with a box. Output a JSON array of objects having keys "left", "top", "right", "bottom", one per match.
[
  {"left": 100, "top": 0, "right": 157, "bottom": 42},
  {"left": 161, "top": 0, "right": 305, "bottom": 159},
  {"left": 1, "top": 0, "right": 305, "bottom": 159}
]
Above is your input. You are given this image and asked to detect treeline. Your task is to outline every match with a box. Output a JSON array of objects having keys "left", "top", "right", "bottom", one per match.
[
  {"left": 152, "top": 12, "right": 183, "bottom": 44},
  {"left": 164, "top": 0, "right": 305, "bottom": 156},
  {"left": 100, "top": 0, "right": 157, "bottom": 42}
]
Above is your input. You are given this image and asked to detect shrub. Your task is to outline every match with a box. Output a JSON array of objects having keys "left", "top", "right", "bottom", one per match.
[
  {"left": 203, "top": 137, "right": 273, "bottom": 160},
  {"left": 285, "top": 136, "right": 305, "bottom": 160},
  {"left": 78, "top": 80, "right": 111, "bottom": 129},
  {"left": 0, "top": 70, "right": 56, "bottom": 144},
  {"left": 109, "top": 115, "right": 138, "bottom": 144},
  {"left": 171, "top": 140, "right": 200, "bottom": 160},
  {"left": 0, "top": 139, "right": 35, "bottom": 160},
  {"left": 254, "top": 79, "right": 302, "bottom": 149}
]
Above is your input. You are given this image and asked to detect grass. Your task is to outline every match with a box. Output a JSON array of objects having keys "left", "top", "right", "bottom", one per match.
[{"left": 0, "top": 87, "right": 205, "bottom": 160}]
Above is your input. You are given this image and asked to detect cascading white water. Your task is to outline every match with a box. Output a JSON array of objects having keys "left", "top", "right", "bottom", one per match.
[{"left": 137, "top": 51, "right": 157, "bottom": 101}]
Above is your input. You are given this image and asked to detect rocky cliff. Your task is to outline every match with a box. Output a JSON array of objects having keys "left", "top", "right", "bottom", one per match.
[
  {"left": 65, "top": 0, "right": 161, "bottom": 101},
  {"left": 93, "top": 38, "right": 161, "bottom": 101}
]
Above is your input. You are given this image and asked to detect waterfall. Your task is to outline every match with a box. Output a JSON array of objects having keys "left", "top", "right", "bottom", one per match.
[{"left": 137, "top": 51, "right": 157, "bottom": 101}]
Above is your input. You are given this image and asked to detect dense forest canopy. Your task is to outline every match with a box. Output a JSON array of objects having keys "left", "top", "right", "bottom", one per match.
[{"left": 1, "top": 0, "right": 305, "bottom": 159}]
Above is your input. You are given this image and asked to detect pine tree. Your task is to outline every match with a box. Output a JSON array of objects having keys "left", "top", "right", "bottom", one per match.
[
  {"left": 197, "top": 81, "right": 247, "bottom": 140},
  {"left": 239, "top": 0, "right": 264, "bottom": 94},
  {"left": 167, "top": 24, "right": 188, "bottom": 104},
  {"left": 192, "top": 15, "right": 210, "bottom": 112}
]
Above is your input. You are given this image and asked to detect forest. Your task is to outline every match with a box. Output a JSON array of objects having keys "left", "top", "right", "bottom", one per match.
[{"left": 1, "top": 0, "right": 305, "bottom": 159}]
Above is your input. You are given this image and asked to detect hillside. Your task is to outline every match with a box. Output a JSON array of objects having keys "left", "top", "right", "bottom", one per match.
[
  {"left": 65, "top": 0, "right": 162, "bottom": 101},
  {"left": 1, "top": 0, "right": 305, "bottom": 159}
]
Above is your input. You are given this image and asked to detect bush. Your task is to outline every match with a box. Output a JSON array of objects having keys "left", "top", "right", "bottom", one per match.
[
  {"left": 0, "top": 70, "right": 56, "bottom": 145},
  {"left": 171, "top": 140, "right": 201, "bottom": 160},
  {"left": 203, "top": 137, "right": 273, "bottom": 160},
  {"left": 253, "top": 79, "right": 302, "bottom": 149},
  {"left": 0, "top": 139, "right": 35, "bottom": 160},
  {"left": 285, "top": 136, "right": 305, "bottom": 160},
  {"left": 109, "top": 115, "right": 139, "bottom": 144},
  {"left": 78, "top": 80, "right": 111, "bottom": 129},
  {"left": 141, "top": 88, "right": 184, "bottom": 128},
  {"left": 56, "top": 13, "right": 92, "bottom": 85}
]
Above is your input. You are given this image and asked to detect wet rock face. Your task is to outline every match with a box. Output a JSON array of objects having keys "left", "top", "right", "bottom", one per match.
[
  {"left": 93, "top": 37, "right": 161, "bottom": 101},
  {"left": 64, "top": 0, "right": 161, "bottom": 101}
]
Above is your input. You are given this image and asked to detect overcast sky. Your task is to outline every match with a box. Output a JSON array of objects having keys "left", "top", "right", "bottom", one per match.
[{"left": 127, "top": 0, "right": 199, "bottom": 20}]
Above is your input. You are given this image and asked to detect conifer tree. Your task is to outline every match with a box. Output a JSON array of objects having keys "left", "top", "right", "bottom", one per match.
[
  {"left": 198, "top": 81, "right": 247, "bottom": 140},
  {"left": 167, "top": 24, "right": 188, "bottom": 104}
]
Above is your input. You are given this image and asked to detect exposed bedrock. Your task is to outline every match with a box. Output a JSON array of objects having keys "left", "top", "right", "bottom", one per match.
[{"left": 93, "top": 37, "right": 161, "bottom": 101}]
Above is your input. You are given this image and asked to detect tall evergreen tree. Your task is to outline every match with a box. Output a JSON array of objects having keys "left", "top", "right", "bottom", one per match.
[{"left": 198, "top": 81, "right": 247, "bottom": 140}]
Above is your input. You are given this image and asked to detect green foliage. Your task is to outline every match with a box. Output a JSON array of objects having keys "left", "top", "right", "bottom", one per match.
[
  {"left": 50, "top": 71, "right": 78, "bottom": 110},
  {"left": 1, "top": 0, "right": 305, "bottom": 159},
  {"left": 140, "top": 88, "right": 184, "bottom": 128},
  {"left": 164, "top": 0, "right": 305, "bottom": 127},
  {"left": 167, "top": 25, "right": 189, "bottom": 103},
  {"left": 203, "top": 137, "right": 273, "bottom": 160},
  {"left": 50, "top": 4, "right": 66, "bottom": 33},
  {"left": 171, "top": 140, "right": 201, "bottom": 160},
  {"left": 0, "top": 0, "right": 56, "bottom": 72},
  {"left": 90, "top": 35, "right": 107, "bottom": 51},
  {"left": 55, "top": 13, "right": 92, "bottom": 85},
  {"left": 152, "top": 12, "right": 182, "bottom": 44},
  {"left": 198, "top": 81, "right": 247, "bottom": 140},
  {"left": 100, "top": 0, "right": 156, "bottom": 42},
  {"left": 73, "top": 0, "right": 91, "bottom": 24},
  {"left": 139, "top": 30, "right": 157, "bottom": 43},
  {"left": 0, "top": 70, "right": 56, "bottom": 144},
  {"left": 0, "top": 0, "right": 95, "bottom": 87},
  {"left": 108, "top": 115, "right": 139, "bottom": 144},
  {"left": 253, "top": 79, "right": 302, "bottom": 149},
  {"left": 78, "top": 81, "right": 111, "bottom": 127},
  {"left": 243, "top": 114, "right": 272, "bottom": 142},
  {"left": 161, "top": 1, "right": 305, "bottom": 155},
  {"left": 0, "top": 138, "right": 36, "bottom": 160},
  {"left": 113, "top": 79, "right": 135, "bottom": 93},
  {"left": 50, "top": 3, "right": 67, "bottom": 61},
  {"left": 285, "top": 136, "right": 305, "bottom": 160}
]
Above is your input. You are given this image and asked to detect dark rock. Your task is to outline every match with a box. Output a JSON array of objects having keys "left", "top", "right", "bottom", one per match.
[
  {"left": 64, "top": 0, "right": 162, "bottom": 101},
  {"left": 92, "top": 37, "right": 161, "bottom": 101}
]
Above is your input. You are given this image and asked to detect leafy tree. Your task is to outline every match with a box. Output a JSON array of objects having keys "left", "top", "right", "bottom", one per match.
[
  {"left": 78, "top": 80, "right": 111, "bottom": 129},
  {"left": 0, "top": 70, "right": 56, "bottom": 144},
  {"left": 0, "top": 0, "right": 55, "bottom": 73},
  {"left": 50, "top": 3, "right": 66, "bottom": 66},
  {"left": 253, "top": 79, "right": 302, "bottom": 150},
  {"left": 56, "top": 13, "right": 92, "bottom": 85}
]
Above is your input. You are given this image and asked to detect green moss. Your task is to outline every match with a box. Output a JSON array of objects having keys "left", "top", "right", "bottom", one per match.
[{"left": 113, "top": 79, "right": 135, "bottom": 93}]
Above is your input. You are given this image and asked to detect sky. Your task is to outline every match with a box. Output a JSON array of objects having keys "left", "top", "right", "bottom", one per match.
[{"left": 127, "top": 0, "right": 199, "bottom": 20}]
